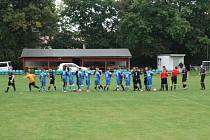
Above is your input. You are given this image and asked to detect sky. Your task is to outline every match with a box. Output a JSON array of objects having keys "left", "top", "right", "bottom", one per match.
[{"left": 55, "top": 0, "right": 63, "bottom": 5}]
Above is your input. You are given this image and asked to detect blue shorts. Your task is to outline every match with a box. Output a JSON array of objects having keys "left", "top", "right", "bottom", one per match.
[
  {"left": 95, "top": 80, "right": 100, "bottom": 86},
  {"left": 125, "top": 80, "right": 130, "bottom": 86},
  {"left": 63, "top": 79, "right": 67, "bottom": 83},
  {"left": 69, "top": 80, "right": 74, "bottom": 85},
  {"left": 106, "top": 80, "right": 111, "bottom": 85},
  {"left": 41, "top": 81, "right": 46, "bottom": 87}
]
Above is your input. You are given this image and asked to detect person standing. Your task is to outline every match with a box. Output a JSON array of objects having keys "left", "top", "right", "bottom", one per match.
[
  {"left": 48, "top": 69, "right": 56, "bottom": 91},
  {"left": 67, "top": 67, "right": 76, "bottom": 91},
  {"left": 104, "top": 68, "right": 112, "bottom": 91},
  {"left": 124, "top": 69, "right": 132, "bottom": 91},
  {"left": 160, "top": 66, "right": 168, "bottom": 91},
  {"left": 199, "top": 65, "right": 206, "bottom": 90},
  {"left": 5, "top": 67, "right": 16, "bottom": 93},
  {"left": 182, "top": 66, "right": 188, "bottom": 89},
  {"left": 61, "top": 66, "right": 68, "bottom": 92},
  {"left": 146, "top": 67, "right": 154, "bottom": 91},
  {"left": 171, "top": 66, "right": 180, "bottom": 91},
  {"left": 76, "top": 68, "right": 83, "bottom": 92},
  {"left": 40, "top": 69, "right": 47, "bottom": 92},
  {"left": 114, "top": 67, "right": 125, "bottom": 91},
  {"left": 94, "top": 68, "right": 103, "bottom": 91},
  {"left": 85, "top": 68, "right": 92, "bottom": 93},
  {"left": 132, "top": 67, "right": 142, "bottom": 91}
]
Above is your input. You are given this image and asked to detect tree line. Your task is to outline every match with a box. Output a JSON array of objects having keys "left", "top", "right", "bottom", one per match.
[{"left": 1, "top": 0, "right": 210, "bottom": 69}]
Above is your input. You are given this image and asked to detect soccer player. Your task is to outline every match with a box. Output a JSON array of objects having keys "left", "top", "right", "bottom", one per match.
[
  {"left": 171, "top": 66, "right": 180, "bottom": 91},
  {"left": 181, "top": 66, "right": 188, "bottom": 89},
  {"left": 5, "top": 66, "right": 16, "bottom": 93},
  {"left": 85, "top": 68, "right": 92, "bottom": 92},
  {"left": 76, "top": 68, "right": 83, "bottom": 92},
  {"left": 160, "top": 66, "right": 168, "bottom": 91},
  {"left": 40, "top": 69, "right": 47, "bottom": 92},
  {"left": 124, "top": 69, "right": 132, "bottom": 91},
  {"left": 114, "top": 67, "right": 125, "bottom": 91},
  {"left": 61, "top": 66, "right": 68, "bottom": 92},
  {"left": 24, "top": 72, "right": 40, "bottom": 92},
  {"left": 199, "top": 65, "right": 206, "bottom": 90},
  {"left": 143, "top": 67, "right": 148, "bottom": 91},
  {"left": 94, "top": 68, "right": 103, "bottom": 91},
  {"left": 104, "top": 68, "right": 112, "bottom": 91},
  {"left": 132, "top": 67, "right": 142, "bottom": 91},
  {"left": 67, "top": 67, "right": 76, "bottom": 91},
  {"left": 48, "top": 69, "right": 56, "bottom": 91},
  {"left": 146, "top": 67, "right": 153, "bottom": 91}
]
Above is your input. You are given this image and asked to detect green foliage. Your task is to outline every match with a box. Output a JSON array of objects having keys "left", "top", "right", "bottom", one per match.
[
  {"left": 61, "top": 0, "right": 119, "bottom": 48},
  {"left": 0, "top": 0, "right": 58, "bottom": 69},
  {"left": 1, "top": 0, "right": 210, "bottom": 68}
]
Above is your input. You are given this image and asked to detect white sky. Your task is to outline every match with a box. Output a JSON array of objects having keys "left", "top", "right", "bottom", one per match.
[{"left": 55, "top": 0, "right": 63, "bottom": 5}]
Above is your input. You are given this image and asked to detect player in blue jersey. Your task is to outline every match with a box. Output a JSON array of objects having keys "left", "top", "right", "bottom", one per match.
[
  {"left": 40, "top": 69, "right": 47, "bottom": 92},
  {"left": 85, "top": 68, "right": 92, "bottom": 93},
  {"left": 146, "top": 67, "right": 154, "bottom": 91},
  {"left": 61, "top": 66, "right": 68, "bottom": 92},
  {"left": 104, "top": 68, "right": 112, "bottom": 91},
  {"left": 94, "top": 68, "right": 103, "bottom": 91},
  {"left": 76, "top": 68, "right": 83, "bottom": 92},
  {"left": 48, "top": 69, "right": 56, "bottom": 91},
  {"left": 114, "top": 67, "right": 125, "bottom": 91},
  {"left": 123, "top": 69, "right": 132, "bottom": 91},
  {"left": 67, "top": 67, "right": 76, "bottom": 91}
]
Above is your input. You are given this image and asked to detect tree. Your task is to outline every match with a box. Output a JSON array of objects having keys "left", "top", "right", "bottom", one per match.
[
  {"left": 0, "top": 0, "right": 58, "bottom": 69},
  {"left": 61, "top": 0, "right": 119, "bottom": 48}
]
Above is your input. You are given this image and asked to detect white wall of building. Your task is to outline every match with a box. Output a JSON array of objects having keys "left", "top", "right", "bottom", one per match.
[{"left": 157, "top": 55, "right": 185, "bottom": 70}]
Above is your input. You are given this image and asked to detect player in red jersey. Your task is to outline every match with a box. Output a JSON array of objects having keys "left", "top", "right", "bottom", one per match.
[{"left": 171, "top": 66, "right": 180, "bottom": 91}]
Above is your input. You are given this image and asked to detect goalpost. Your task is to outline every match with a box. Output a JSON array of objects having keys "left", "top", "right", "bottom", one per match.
[{"left": 202, "top": 61, "right": 210, "bottom": 71}]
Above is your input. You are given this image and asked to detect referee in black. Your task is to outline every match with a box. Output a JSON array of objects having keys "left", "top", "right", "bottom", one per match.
[
  {"left": 200, "top": 65, "right": 206, "bottom": 90},
  {"left": 132, "top": 67, "right": 142, "bottom": 91}
]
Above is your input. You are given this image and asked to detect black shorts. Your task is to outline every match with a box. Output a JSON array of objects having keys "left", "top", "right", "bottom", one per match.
[
  {"left": 161, "top": 78, "right": 167, "bottom": 85},
  {"left": 8, "top": 80, "right": 15, "bottom": 86},
  {"left": 171, "top": 76, "right": 177, "bottom": 84},
  {"left": 50, "top": 79, "right": 55, "bottom": 84},
  {"left": 133, "top": 78, "right": 141, "bottom": 85},
  {"left": 182, "top": 77, "right": 187, "bottom": 82},
  {"left": 144, "top": 78, "right": 147, "bottom": 85}
]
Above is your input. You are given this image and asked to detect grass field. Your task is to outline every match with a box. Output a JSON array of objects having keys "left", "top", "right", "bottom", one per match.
[{"left": 0, "top": 73, "right": 209, "bottom": 140}]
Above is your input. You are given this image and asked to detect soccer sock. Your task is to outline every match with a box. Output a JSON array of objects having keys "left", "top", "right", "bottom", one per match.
[
  {"left": 13, "top": 85, "right": 16, "bottom": 92},
  {"left": 29, "top": 84, "right": 32, "bottom": 91},
  {"left": 161, "top": 84, "right": 163, "bottom": 91},
  {"left": 174, "top": 85, "right": 176, "bottom": 90},
  {"left": 201, "top": 83, "right": 203, "bottom": 89},
  {"left": 48, "top": 86, "right": 51, "bottom": 90},
  {"left": 121, "top": 85, "right": 125, "bottom": 91},
  {"left": 54, "top": 86, "right": 56, "bottom": 90},
  {"left": 203, "top": 83, "right": 206, "bottom": 90},
  {"left": 5, "top": 87, "right": 9, "bottom": 92},
  {"left": 166, "top": 84, "right": 168, "bottom": 91},
  {"left": 100, "top": 85, "right": 103, "bottom": 90}
]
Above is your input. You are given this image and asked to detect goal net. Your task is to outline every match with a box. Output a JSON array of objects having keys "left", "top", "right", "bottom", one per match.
[{"left": 202, "top": 61, "right": 210, "bottom": 71}]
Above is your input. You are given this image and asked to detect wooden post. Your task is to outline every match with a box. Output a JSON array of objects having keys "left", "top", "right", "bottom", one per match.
[
  {"left": 128, "top": 58, "right": 131, "bottom": 70},
  {"left": 105, "top": 61, "right": 107, "bottom": 71},
  {"left": 48, "top": 58, "right": 50, "bottom": 69}
]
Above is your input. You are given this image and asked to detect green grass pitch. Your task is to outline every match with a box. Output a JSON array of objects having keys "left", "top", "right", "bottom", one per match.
[{"left": 0, "top": 73, "right": 209, "bottom": 140}]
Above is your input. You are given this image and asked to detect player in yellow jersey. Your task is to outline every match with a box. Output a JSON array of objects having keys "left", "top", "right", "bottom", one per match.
[{"left": 24, "top": 72, "right": 40, "bottom": 92}]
